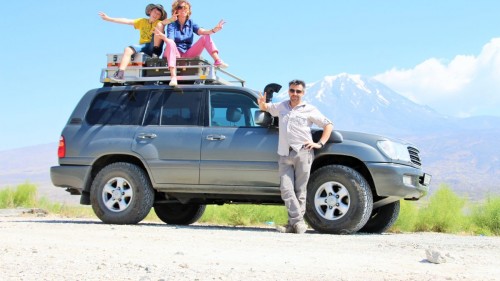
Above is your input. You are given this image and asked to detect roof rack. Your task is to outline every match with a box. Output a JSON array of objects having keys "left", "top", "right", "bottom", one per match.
[{"left": 100, "top": 54, "right": 245, "bottom": 87}]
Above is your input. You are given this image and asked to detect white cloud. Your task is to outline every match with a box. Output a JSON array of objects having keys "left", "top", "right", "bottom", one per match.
[{"left": 374, "top": 38, "right": 500, "bottom": 117}]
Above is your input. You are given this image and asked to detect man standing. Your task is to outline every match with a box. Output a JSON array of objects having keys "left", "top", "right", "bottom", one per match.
[{"left": 258, "top": 79, "right": 333, "bottom": 234}]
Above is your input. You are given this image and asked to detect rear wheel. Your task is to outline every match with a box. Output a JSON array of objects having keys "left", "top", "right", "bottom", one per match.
[
  {"left": 305, "top": 165, "right": 373, "bottom": 234},
  {"left": 90, "top": 162, "right": 154, "bottom": 224},
  {"left": 154, "top": 203, "right": 206, "bottom": 225},
  {"left": 359, "top": 201, "right": 400, "bottom": 234}
]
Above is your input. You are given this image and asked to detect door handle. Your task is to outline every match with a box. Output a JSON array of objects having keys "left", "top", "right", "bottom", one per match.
[
  {"left": 137, "top": 133, "right": 157, "bottom": 139},
  {"left": 206, "top": 135, "right": 226, "bottom": 141}
]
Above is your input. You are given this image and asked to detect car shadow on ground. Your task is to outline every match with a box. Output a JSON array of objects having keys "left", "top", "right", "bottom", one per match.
[
  {"left": 4, "top": 216, "right": 284, "bottom": 233},
  {"left": 4, "top": 218, "right": 384, "bottom": 235}
]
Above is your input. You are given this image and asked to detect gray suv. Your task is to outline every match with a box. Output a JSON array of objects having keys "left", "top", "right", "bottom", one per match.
[{"left": 51, "top": 83, "right": 431, "bottom": 234}]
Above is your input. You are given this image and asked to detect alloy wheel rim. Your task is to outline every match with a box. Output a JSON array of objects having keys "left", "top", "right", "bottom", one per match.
[
  {"left": 102, "top": 177, "right": 133, "bottom": 212},
  {"left": 314, "top": 181, "right": 350, "bottom": 220}
]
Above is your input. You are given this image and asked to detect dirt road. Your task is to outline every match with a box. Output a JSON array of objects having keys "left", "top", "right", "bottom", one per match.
[{"left": 1, "top": 213, "right": 499, "bottom": 281}]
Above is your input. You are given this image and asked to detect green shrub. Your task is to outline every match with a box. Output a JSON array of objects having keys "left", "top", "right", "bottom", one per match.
[
  {"left": 0, "top": 188, "right": 15, "bottom": 208},
  {"left": 391, "top": 200, "right": 418, "bottom": 232},
  {"left": 414, "top": 184, "right": 468, "bottom": 233},
  {"left": 0, "top": 183, "right": 95, "bottom": 218},
  {"left": 199, "top": 205, "right": 288, "bottom": 226},
  {"left": 0, "top": 183, "right": 37, "bottom": 208},
  {"left": 14, "top": 183, "right": 38, "bottom": 207},
  {"left": 38, "top": 197, "right": 96, "bottom": 218},
  {"left": 470, "top": 197, "right": 500, "bottom": 236}
]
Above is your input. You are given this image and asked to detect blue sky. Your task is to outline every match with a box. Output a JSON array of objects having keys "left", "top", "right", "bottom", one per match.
[{"left": 1, "top": 0, "right": 499, "bottom": 151}]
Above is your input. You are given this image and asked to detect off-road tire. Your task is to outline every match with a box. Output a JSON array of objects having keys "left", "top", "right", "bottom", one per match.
[
  {"left": 305, "top": 165, "right": 373, "bottom": 234},
  {"left": 90, "top": 162, "right": 154, "bottom": 224},
  {"left": 154, "top": 203, "right": 206, "bottom": 225},
  {"left": 359, "top": 201, "right": 400, "bottom": 234}
]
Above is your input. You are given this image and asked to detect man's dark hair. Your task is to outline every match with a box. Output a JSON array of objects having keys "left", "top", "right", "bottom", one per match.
[{"left": 289, "top": 79, "right": 306, "bottom": 88}]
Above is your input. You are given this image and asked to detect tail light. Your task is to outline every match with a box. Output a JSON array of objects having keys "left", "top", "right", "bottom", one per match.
[{"left": 58, "top": 136, "right": 66, "bottom": 158}]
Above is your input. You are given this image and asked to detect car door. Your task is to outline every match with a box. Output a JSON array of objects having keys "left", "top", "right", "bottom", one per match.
[
  {"left": 132, "top": 88, "right": 203, "bottom": 184},
  {"left": 200, "top": 90, "right": 280, "bottom": 186}
]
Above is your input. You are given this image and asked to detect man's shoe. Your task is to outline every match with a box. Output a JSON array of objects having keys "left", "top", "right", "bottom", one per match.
[
  {"left": 169, "top": 78, "right": 178, "bottom": 87},
  {"left": 294, "top": 222, "right": 308, "bottom": 234},
  {"left": 214, "top": 59, "right": 228, "bottom": 69},
  {"left": 276, "top": 224, "right": 294, "bottom": 233},
  {"left": 109, "top": 70, "right": 125, "bottom": 83}
]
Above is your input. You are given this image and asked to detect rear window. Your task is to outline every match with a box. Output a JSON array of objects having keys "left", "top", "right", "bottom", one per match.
[{"left": 86, "top": 90, "right": 149, "bottom": 125}]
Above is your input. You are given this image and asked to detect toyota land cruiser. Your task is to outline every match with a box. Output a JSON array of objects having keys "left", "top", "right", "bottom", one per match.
[{"left": 50, "top": 57, "right": 431, "bottom": 234}]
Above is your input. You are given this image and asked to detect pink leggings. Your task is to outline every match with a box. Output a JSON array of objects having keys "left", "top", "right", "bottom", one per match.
[{"left": 162, "top": 35, "right": 218, "bottom": 68}]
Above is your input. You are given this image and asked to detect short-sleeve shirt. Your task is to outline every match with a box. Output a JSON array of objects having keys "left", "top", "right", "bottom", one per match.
[
  {"left": 166, "top": 19, "right": 200, "bottom": 53},
  {"left": 267, "top": 101, "right": 333, "bottom": 156},
  {"left": 133, "top": 18, "right": 161, "bottom": 44}
]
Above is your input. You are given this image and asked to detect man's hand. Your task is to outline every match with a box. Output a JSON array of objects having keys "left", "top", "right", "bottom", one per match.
[
  {"left": 258, "top": 92, "right": 268, "bottom": 111},
  {"left": 258, "top": 91, "right": 266, "bottom": 104},
  {"left": 304, "top": 141, "right": 322, "bottom": 150}
]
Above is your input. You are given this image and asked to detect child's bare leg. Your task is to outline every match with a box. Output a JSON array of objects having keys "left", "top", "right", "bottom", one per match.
[
  {"left": 119, "top": 47, "right": 135, "bottom": 71},
  {"left": 152, "top": 23, "right": 165, "bottom": 57}
]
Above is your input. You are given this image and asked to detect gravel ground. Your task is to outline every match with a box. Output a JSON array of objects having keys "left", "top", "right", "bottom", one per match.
[{"left": 1, "top": 211, "right": 499, "bottom": 281}]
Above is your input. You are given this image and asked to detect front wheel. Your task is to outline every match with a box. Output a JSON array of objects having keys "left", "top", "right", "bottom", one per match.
[
  {"left": 359, "top": 201, "right": 400, "bottom": 234},
  {"left": 154, "top": 203, "right": 206, "bottom": 225},
  {"left": 305, "top": 165, "right": 373, "bottom": 234},
  {"left": 90, "top": 162, "right": 154, "bottom": 224}
]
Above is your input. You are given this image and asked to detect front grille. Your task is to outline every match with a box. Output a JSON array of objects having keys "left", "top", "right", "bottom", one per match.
[{"left": 407, "top": 146, "right": 421, "bottom": 166}]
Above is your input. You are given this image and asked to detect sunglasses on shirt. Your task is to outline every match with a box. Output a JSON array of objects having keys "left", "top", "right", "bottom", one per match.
[{"left": 288, "top": 89, "right": 303, "bottom": 94}]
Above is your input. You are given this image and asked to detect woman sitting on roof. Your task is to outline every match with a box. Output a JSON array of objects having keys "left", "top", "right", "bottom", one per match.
[{"left": 154, "top": 0, "right": 228, "bottom": 87}]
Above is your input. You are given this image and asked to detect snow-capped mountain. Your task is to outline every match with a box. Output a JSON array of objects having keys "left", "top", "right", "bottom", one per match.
[{"left": 278, "top": 73, "right": 450, "bottom": 137}]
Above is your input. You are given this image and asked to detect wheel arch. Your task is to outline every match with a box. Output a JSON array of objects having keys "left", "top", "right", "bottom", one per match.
[
  {"left": 80, "top": 154, "right": 152, "bottom": 205},
  {"left": 312, "top": 154, "right": 377, "bottom": 198}
]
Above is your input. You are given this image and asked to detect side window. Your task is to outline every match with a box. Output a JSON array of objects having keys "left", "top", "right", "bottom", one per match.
[
  {"left": 143, "top": 90, "right": 202, "bottom": 126},
  {"left": 86, "top": 90, "right": 149, "bottom": 125},
  {"left": 143, "top": 90, "right": 163, "bottom": 126},
  {"left": 161, "top": 90, "right": 202, "bottom": 126},
  {"left": 209, "top": 91, "right": 259, "bottom": 127},
  {"left": 142, "top": 90, "right": 202, "bottom": 126}
]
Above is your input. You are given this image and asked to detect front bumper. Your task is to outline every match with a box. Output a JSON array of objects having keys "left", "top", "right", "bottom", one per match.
[{"left": 366, "top": 162, "right": 431, "bottom": 200}]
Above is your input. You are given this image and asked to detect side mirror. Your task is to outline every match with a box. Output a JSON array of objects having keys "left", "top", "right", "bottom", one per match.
[{"left": 255, "top": 110, "right": 273, "bottom": 126}]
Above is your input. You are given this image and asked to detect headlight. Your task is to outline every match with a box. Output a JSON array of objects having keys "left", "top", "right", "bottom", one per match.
[{"left": 377, "top": 140, "right": 411, "bottom": 162}]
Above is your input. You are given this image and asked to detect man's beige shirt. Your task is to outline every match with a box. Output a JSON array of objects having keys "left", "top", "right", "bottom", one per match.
[{"left": 267, "top": 100, "right": 332, "bottom": 156}]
